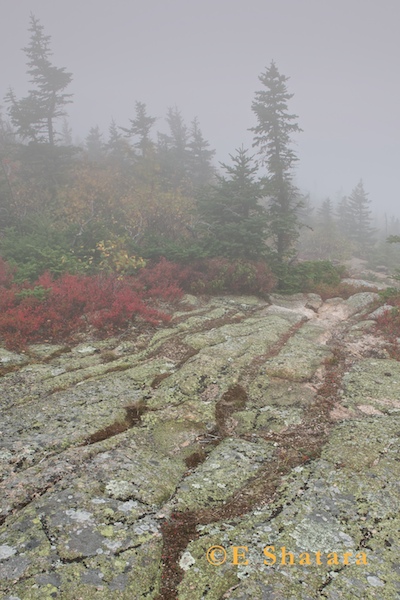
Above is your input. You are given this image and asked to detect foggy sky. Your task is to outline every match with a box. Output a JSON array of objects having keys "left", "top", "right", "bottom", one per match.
[{"left": 1, "top": 0, "right": 400, "bottom": 214}]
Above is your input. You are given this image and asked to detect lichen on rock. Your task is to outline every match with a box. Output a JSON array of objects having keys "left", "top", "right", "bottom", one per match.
[{"left": 1, "top": 289, "right": 400, "bottom": 598}]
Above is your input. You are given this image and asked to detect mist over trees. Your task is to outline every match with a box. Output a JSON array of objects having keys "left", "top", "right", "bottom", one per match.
[{"left": 1, "top": 15, "right": 399, "bottom": 292}]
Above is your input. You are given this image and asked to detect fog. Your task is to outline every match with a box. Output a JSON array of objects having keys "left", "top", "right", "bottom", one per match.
[{"left": 1, "top": 0, "right": 400, "bottom": 213}]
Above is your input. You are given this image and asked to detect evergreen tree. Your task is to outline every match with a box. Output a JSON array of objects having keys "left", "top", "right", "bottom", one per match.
[
  {"left": 106, "top": 119, "right": 131, "bottom": 165},
  {"left": 187, "top": 117, "right": 215, "bottom": 188},
  {"left": 347, "top": 180, "right": 375, "bottom": 254},
  {"left": 389, "top": 215, "right": 400, "bottom": 236},
  {"left": 196, "top": 147, "right": 267, "bottom": 259},
  {"left": 314, "top": 197, "right": 346, "bottom": 260},
  {"left": 5, "top": 14, "right": 72, "bottom": 147},
  {"left": 157, "top": 107, "right": 190, "bottom": 189},
  {"left": 60, "top": 118, "right": 73, "bottom": 146},
  {"left": 85, "top": 126, "right": 105, "bottom": 162},
  {"left": 120, "top": 101, "right": 156, "bottom": 158},
  {"left": 317, "top": 197, "right": 334, "bottom": 228},
  {"left": 336, "top": 195, "right": 353, "bottom": 239},
  {"left": 250, "top": 61, "right": 302, "bottom": 262},
  {"left": 0, "top": 107, "right": 17, "bottom": 227}
]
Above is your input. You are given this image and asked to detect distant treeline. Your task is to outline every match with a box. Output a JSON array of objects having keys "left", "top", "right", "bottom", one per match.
[{"left": 1, "top": 15, "right": 399, "bottom": 288}]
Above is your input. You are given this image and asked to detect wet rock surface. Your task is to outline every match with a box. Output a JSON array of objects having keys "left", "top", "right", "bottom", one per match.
[{"left": 0, "top": 285, "right": 399, "bottom": 599}]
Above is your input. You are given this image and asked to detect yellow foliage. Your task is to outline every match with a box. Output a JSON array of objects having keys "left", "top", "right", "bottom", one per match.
[
  {"left": 96, "top": 239, "right": 146, "bottom": 274},
  {"left": 57, "top": 162, "right": 195, "bottom": 240}
]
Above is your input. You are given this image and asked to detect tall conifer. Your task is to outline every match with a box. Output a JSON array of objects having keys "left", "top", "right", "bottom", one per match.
[{"left": 250, "top": 61, "right": 302, "bottom": 263}]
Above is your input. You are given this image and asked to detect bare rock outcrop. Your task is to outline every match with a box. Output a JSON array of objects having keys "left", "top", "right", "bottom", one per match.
[{"left": 1, "top": 288, "right": 399, "bottom": 599}]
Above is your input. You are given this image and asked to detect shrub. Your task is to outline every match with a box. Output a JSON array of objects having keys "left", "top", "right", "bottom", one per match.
[
  {"left": 133, "top": 258, "right": 189, "bottom": 301},
  {"left": 0, "top": 223, "right": 87, "bottom": 282},
  {"left": 375, "top": 289, "right": 400, "bottom": 340},
  {"left": 0, "top": 256, "right": 276, "bottom": 350},
  {"left": 96, "top": 239, "right": 146, "bottom": 275},
  {"left": 0, "top": 257, "right": 15, "bottom": 287},
  {"left": 140, "top": 236, "right": 208, "bottom": 263},
  {"left": 0, "top": 264, "right": 179, "bottom": 349},
  {"left": 15, "top": 286, "right": 50, "bottom": 302},
  {"left": 310, "top": 281, "right": 377, "bottom": 301},
  {"left": 277, "top": 260, "right": 345, "bottom": 294},
  {"left": 181, "top": 258, "right": 276, "bottom": 297}
]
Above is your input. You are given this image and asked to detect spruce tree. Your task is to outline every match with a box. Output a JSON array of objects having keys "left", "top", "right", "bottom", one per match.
[
  {"left": 187, "top": 117, "right": 215, "bottom": 188},
  {"left": 314, "top": 198, "right": 345, "bottom": 260},
  {"left": 336, "top": 196, "right": 353, "bottom": 239},
  {"left": 60, "top": 118, "right": 73, "bottom": 146},
  {"left": 157, "top": 107, "right": 191, "bottom": 190},
  {"left": 5, "top": 14, "right": 72, "bottom": 147},
  {"left": 316, "top": 198, "right": 334, "bottom": 229},
  {"left": 120, "top": 101, "right": 156, "bottom": 158},
  {"left": 347, "top": 180, "right": 375, "bottom": 255},
  {"left": 106, "top": 119, "right": 131, "bottom": 165},
  {"left": 196, "top": 147, "right": 267, "bottom": 259},
  {"left": 85, "top": 126, "right": 105, "bottom": 162},
  {"left": 250, "top": 61, "right": 302, "bottom": 263}
]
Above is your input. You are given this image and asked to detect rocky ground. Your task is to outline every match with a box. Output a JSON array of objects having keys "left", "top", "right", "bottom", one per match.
[{"left": 1, "top": 278, "right": 400, "bottom": 599}]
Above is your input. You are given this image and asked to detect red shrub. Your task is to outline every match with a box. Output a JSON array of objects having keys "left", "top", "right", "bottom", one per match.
[
  {"left": 0, "top": 268, "right": 176, "bottom": 349},
  {"left": 134, "top": 258, "right": 188, "bottom": 300},
  {"left": 88, "top": 286, "right": 171, "bottom": 333},
  {"left": 0, "top": 257, "right": 276, "bottom": 350}
]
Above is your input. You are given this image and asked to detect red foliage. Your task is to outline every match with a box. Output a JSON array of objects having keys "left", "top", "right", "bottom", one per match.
[
  {"left": 375, "top": 295, "right": 400, "bottom": 338},
  {"left": 0, "top": 262, "right": 178, "bottom": 349},
  {"left": 0, "top": 256, "right": 276, "bottom": 350},
  {"left": 133, "top": 258, "right": 189, "bottom": 301}
]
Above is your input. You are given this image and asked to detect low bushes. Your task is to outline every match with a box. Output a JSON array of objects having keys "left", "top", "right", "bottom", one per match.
[
  {"left": 278, "top": 260, "right": 345, "bottom": 294},
  {"left": 0, "top": 257, "right": 276, "bottom": 349},
  {"left": 0, "top": 261, "right": 179, "bottom": 349},
  {"left": 310, "top": 281, "right": 377, "bottom": 301},
  {"left": 375, "top": 288, "right": 400, "bottom": 339},
  {"left": 182, "top": 258, "right": 276, "bottom": 297},
  {"left": 2, "top": 255, "right": 359, "bottom": 349}
]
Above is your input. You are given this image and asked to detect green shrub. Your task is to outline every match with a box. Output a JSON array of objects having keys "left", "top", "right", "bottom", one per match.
[
  {"left": 15, "top": 286, "right": 50, "bottom": 302},
  {"left": 0, "top": 223, "right": 85, "bottom": 281},
  {"left": 277, "top": 260, "right": 345, "bottom": 294},
  {"left": 182, "top": 258, "right": 276, "bottom": 297}
]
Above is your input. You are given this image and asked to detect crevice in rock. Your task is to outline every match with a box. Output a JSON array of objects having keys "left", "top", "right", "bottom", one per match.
[
  {"left": 358, "top": 527, "right": 374, "bottom": 550},
  {"left": 113, "top": 540, "right": 150, "bottom": 556},
  {"left": 2, "top": 294, "right": 384, "bottom": 598},
  {"left": 184, "top": 448, "right": 207, "bottom": 469},
  {"left": 148, "top": 307, "right": 259, "bottom": 369},
  {"left": 150, "top": 346, "right": 201, "bottom": 389},
  {"left": 318, "top": 566, "right": 346, "bottom": 596},
  {"left": 170, "top": 308, "right": 251, "bottom": 332},
  {"left": 0, "top": 473, "right": 65, "bottom": 526},
  {"left": 59, "top": 553, "right": 90, "bottom": 565},
  {"left": 151, "top": 372, "right": 172, "bottom": 389},
  {"left": 80, "top": 400, "right": 151, "bottom": 446},
  {"left": 155, "top": 511, "right": 198, "bottom": 600},
  {"left": 240, "top": 317, "right": 308, "bottom": 387},
  {"left": 39, "top": 513, "right": 54, "bottom": 545},
  {"left": 215, "top": 384, "right": 248, "bottom": 436},
  {"left": 0, "top": 363, "right": 23, "bottom": 377},
  {"left": 0, "top": 567, "right": 54, "bottom": 595},
  {"left": 155, "top": 312, "right": 351, "bottom": 599}
]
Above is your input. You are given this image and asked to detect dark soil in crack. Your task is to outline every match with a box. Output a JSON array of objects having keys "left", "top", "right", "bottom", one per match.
[
  {"left": 155, "top": 324, "right": 350, "bottom": 599},
  {"left": 79, "top": 400, "right": 151, "bottom": 445}
]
